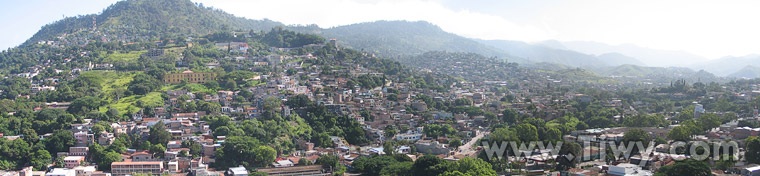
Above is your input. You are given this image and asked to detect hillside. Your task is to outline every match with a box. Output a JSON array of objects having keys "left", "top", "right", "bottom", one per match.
[
  {"left": 597, "top": 52, "right": 645, "bottom": 66},
  {"left": 598, "top": 64, "right": 721, "bottom": 83},
  {"left": 319, "top": 21, "right": 518, "bottom": 61},
  {"left": 548, "top": 40, "right": 708, "bottom": 67},
  {"left": 692, "top": 55, "right": 760, "bottom": 76},
  {"left": 22, "top": 0, "right": 521, "bottom": 65},
  {"left": 476, "top": 40, "right": 606, "bottom": 67},
  {"left": 728, "top": 65, "right": 760, "bottom": 78},
  {"left": 25, "top": 0, "right": 284, "bottom": 46}
]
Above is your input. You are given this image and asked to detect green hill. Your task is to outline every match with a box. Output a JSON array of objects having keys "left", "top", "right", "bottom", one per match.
[{"left": 25, "top": 0, "right": 283, "bottom": 46}]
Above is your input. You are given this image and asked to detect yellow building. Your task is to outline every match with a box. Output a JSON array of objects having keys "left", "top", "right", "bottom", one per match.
[{"left": 164, "top": 70, "right": 215, "bottom": 84}]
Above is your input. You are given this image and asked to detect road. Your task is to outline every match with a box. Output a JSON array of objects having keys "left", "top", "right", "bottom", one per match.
[{"left": 457, "top": 130, "right": 489, "bottom": 157}]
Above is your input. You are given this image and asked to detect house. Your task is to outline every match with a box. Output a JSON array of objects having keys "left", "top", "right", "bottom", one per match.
[
  {"left": 72, "top": 166, "right": 98, "bottom": 176},
  {"left": 167, "top": 141, "right": 182, "bottom": 149},
  {"left": 98, "top": 132, "right": 114, "bottom": 146}
]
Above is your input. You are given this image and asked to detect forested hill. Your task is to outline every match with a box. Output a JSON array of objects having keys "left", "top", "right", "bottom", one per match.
[
  {"left": 22, "top": 0, "right": 519, "bottom": 63},
  {"left": 319, "top": 21, "right": 518, "bottom": 61},
  {"left": 24, "top": 0, "right": 284, "bottom": 46}
]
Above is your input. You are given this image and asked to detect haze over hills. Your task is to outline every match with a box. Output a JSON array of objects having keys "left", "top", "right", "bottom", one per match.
[
  {"left": 692, "top": 54, "right": 760, "bottom": 77},
  {"left": 728, "top": 65, "right": 760, "bottom": 78},
  {"left": 476, "top": 39, "right": 645, "bottom": 67},
  {"left": 543, "top": 40, "right": 709, "bottom": 67}
]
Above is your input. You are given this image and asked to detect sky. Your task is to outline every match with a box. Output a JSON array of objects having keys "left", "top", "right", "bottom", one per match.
[{"left": 2, "top": 0, "right": 760, "bottom": 59}]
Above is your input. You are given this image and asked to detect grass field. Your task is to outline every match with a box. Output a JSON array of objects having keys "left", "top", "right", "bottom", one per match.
[
  {"left": 100, "top": 92, "right": 164, "bottom": 116},
  {"left": 99, "top": 71, "right": 137, "bottom": 98},
  {"left": 162, "top": 83, "right": 215, "bottom": 94}
]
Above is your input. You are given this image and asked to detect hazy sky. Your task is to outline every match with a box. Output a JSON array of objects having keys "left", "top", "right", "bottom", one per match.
[{"left": 2, "top": 0, "right": 760, "bottom": 59}]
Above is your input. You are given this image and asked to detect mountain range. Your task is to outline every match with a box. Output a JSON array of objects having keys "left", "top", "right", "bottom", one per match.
[{"left": 15, "top": 0, "right": 760, "bottom": 79}]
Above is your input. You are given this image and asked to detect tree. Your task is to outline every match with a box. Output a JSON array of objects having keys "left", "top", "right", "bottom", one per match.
[
  {"left": 501, "top": 109, "right": 518, "bottom": 124},
  {"left": 379, "top": 162, "right": 413, "bottom": 176},
  {"left": 91, "top": 125, "right": 105, "bottom": 138},
  {"left": 284, "top": 94, "right": 312, "bottom": 108},
  {"left": 214, "top": 126, "right": 231, "bottom": 136},
  {"left": 556, "top": 140, "right": 581, "bottom": 170},
  {"left": 449, "top": 139, "right": 463, "bottom": 149},
  {"left": 352, "top": 155, "right": 398, "bottom": 176},
  {"left": 746, "top": 136, "right": 760, "bottom": 164},
  {"left": 215, "top": 136, "right": 275, "bottom": 169},
  {"left": 412, "top": 155, "right": 447, "bottom": 176},
  {"left": 178, "top": 150, "right": 188, "bottom": 157},
  {"left": 189, "top": 142, "right": 202, "bottom": 157},
  {"left": 30, "top": 150, "right": 52, "bottom": 170},
  {"left": 316, "top": 155, "right": 341, "bottom": 170},
  {"left": 514, "top": 124, "right": 538, "bottom": 142},
  {"left": 623, "top": 129, "right": 651, "bottom": 154},
  {"left": 297, "top": 158, "right": 313, "bottom": 166},
  {"left": 128, "top": 73, "right": 162, "bottom": 95},
  {"left": 668, "top": 126, "right": 692, "bottom": 141},
  {"left": 98, "top": 151, "right": 122, "bottom": 171},
  {"left": 150, "top": 144, "right": 166, "bottom": 158},
  {"left": 263, "top": 96, "right": 282, "bottom": 113},
  {"left": 149, "top": 121, "right": 171, "bottom": 146},
  {"left": 54, "top": 156, "right": 64, "bottom": 168},
  {"left": 654, "top": 159, "right": 710, "bottom": 176},
  {"left": 68, "top": 96, "right": 105, "bottom": 115},
  {"left": 543, "top": 127, "right": 562, "bottom": 142},
  {"left": 439, "top": 157, "right": 496, "bottom": 176},
  {"left": 715, "top": 154, "right": 737, "bottom": 171},
  {"left": 43, "top": 130, "right": 75, "bottom": 154}
]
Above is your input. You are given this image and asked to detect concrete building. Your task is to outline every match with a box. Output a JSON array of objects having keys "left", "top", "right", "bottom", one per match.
[
  {"left": 46, "top": 168, "right": 75, "bottom": 176},
  {"left": 69, "top": 147, "right": 89, "bottom": 156},
  {"left": 227, "top": 166, "right": 248, "bottom": 176},
  {"left": 63, "top": 156, "right": 85, "bottom": 169},
  {"left": 111, "top": 161, "right": 164, "bottom": 176},
  {"left": 163, "top": 71, "right": 215, "bottom": 84}
]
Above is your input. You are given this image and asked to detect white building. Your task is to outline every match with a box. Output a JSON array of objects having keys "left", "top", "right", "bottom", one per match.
[
  {"left": 227, "top": 166, "right": 248, "bottom": 176},
  {"left": 46, "top": 168, "right": 75, "bottom": 176}
]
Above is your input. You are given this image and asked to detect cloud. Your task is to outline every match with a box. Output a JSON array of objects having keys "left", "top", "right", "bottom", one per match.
[{"left": 192, "top": 0, "right": 554, "bottom": 42}]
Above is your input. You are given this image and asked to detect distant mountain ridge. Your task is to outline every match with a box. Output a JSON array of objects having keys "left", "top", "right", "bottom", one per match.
[
  {"left": 728, "top": 65, "right": 760, "bottom": 78},
  {"left": 544, "top": 40, "right": 709, "bottom": 67},
  {"left": 691, "top": 55, "right": 760, "bottom": 77},
  {"left": 476, "top": 39, "right": 644, "bottom": 67}
]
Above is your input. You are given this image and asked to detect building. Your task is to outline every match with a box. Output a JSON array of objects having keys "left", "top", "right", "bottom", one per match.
[
  {"left": 257, "top": 165, "right": 329, "bottom": 176},
  {"left": 227, "top": 166, "right": 248, "bottom": 176},
  {"left": 111, "top": 161, "right": 164, "bottom": 176},
  {"left": 163, "top": 71, "right": 215, "bottom": 84},
  {"left": 98, "top": 132, "right": 114, "bottom": 146},
  {"left": 64, "top": 156, "right": 85, "bottom": 169},
  {"left": 69, "top": 147, "right": 89, "bottom": 156},
  {"left": 695, "top": 103, "right": 705, "bottom": 119},
  {"left": 46, "top": 168, "right": 75, "bottom": 176},
  {"left": 72, "top": 166, "right": 97, "bottom": 176},
  {"left": 414, "top": 140, "right": 450, "bottom": 155}
]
